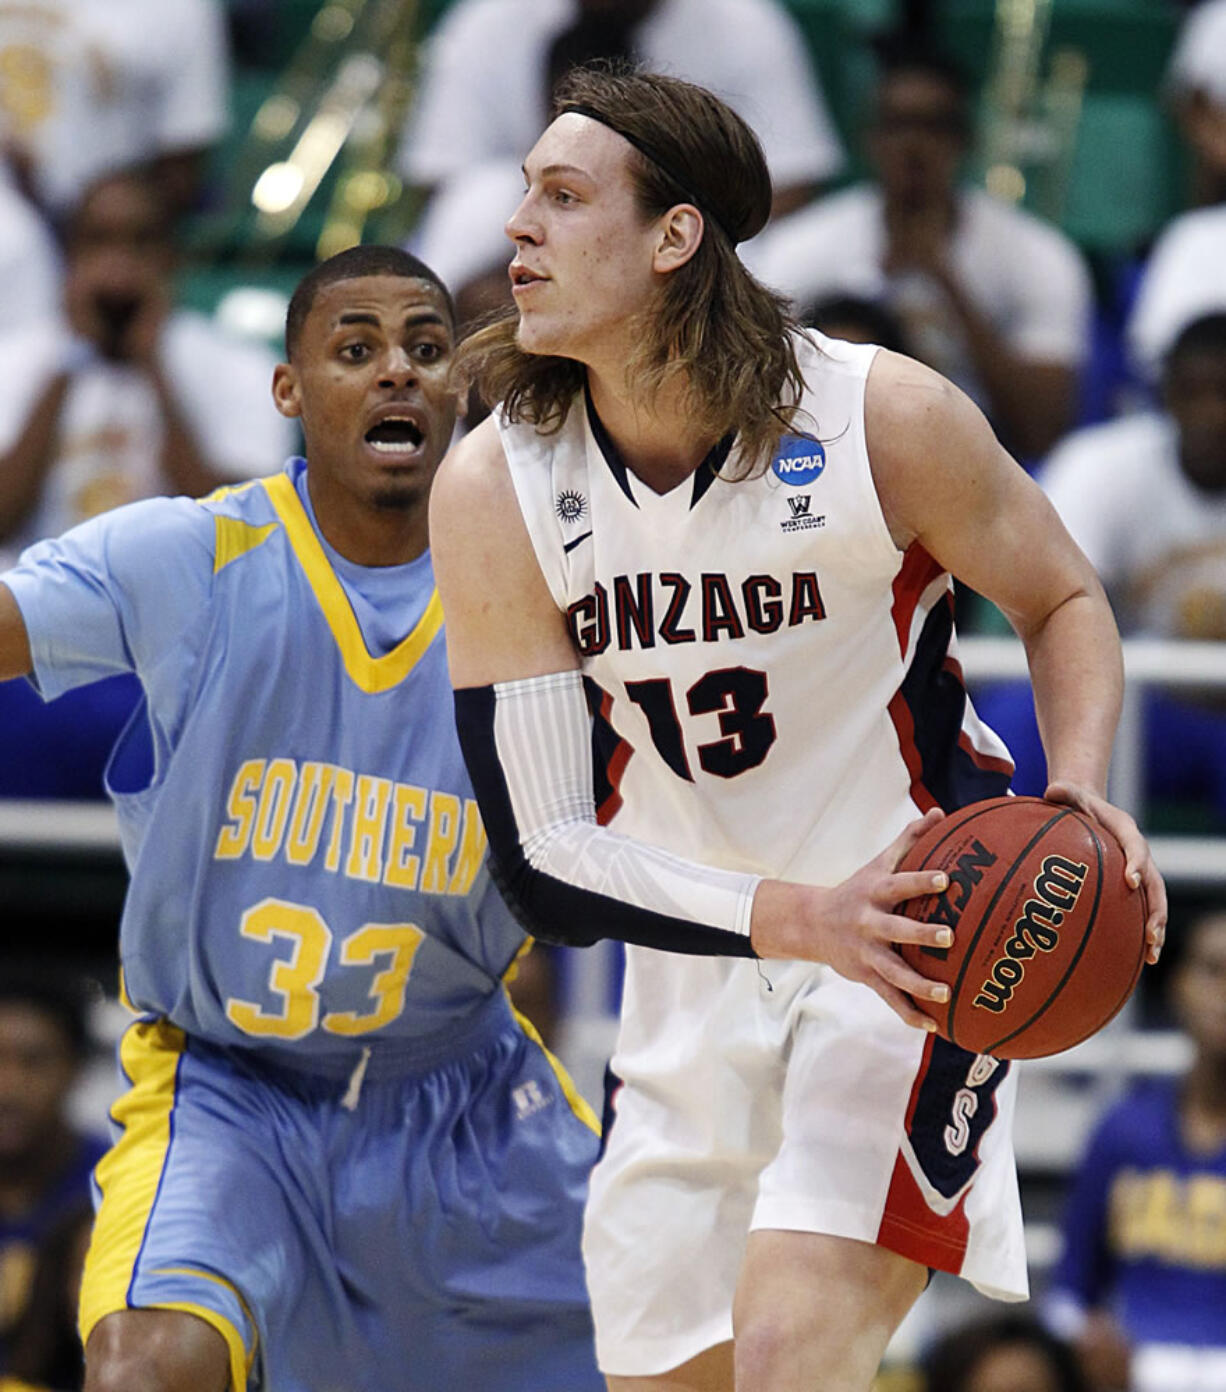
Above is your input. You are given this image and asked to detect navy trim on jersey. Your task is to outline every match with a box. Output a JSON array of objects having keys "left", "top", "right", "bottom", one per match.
[
  {"left": 584, "top": 676, "right": 632, "bottom": 822},
  {"left": 689, "top": 435, "right": 735, "bottom": 508},
  {"left": 585, "top": 385, "right": 638, "bottom": 507},
  {"left": 453, "top": 684, "right": 758, "bottom": 958},
  {"left": 900, "top": 594, "right": 1012, "bottom": 811},
  {"left": 583, "top": 383, "right": 735, "bottom": 512}
]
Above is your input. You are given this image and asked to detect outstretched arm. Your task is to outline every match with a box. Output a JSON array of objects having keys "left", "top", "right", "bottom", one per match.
[
  {"left": 865, "top": 349, "right": 1167, "bottom": 962},
  {"left": 0, "top": 583, "right": 32, "bottom": 681},
  {"left": 431, "top": 418, "right": 956, "bottom": 1029},
  {"left": 0, "top": 495, "right": 214, "bottom": 700}
]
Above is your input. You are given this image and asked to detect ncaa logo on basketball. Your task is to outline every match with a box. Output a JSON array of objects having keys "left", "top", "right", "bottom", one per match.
[{"left": 771, "top": 436, "right": 826, "bottom": 487}]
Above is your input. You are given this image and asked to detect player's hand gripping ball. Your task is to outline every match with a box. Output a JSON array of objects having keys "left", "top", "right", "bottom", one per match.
[{"left": 897, "top": 796, "right": 1147, "bottom": 1058}]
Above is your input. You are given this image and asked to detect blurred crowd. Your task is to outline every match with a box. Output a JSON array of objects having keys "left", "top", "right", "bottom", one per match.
[{"left": 1, "top": 1, "right": 1225, "bottom": 1390}]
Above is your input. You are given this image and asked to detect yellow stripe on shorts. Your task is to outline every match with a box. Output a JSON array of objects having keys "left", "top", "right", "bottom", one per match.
[
  {"left": 78, "top": 1018, "right": 253, "bottom": 1391},
  {"left": 507, "top": 992, "right": 601, "bottom": 1137},
  {"left": 146, "top": 1285, "right": 254, "bottom": 1392}
]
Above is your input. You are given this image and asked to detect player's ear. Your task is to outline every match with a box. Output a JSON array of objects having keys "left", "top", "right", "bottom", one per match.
[
  {"left": 272, "top": 362, "right": 303, "bottom": 420},
  {"left": 652, "top": 204, "right": 704, "bottom": 276}
]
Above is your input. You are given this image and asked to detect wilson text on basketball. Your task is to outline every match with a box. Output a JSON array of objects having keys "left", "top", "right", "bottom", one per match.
[{"left": 972, "top": 854, "right": 1089, "bottom": 1013}]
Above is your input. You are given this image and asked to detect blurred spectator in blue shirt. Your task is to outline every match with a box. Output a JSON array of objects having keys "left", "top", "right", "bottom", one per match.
[
  {"left": 0, "top": 971, "right": 104, "bottom": 1387},
  {"left": 1044, "top": 910, "right": 1226, "bottom": 1392}
]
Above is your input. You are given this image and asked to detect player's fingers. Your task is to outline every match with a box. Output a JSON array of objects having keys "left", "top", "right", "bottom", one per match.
[
  {"left": 872, "top": 978, "right": 939, "bottom": 1032},
  {"left": 876, "top": 945, "right": 951, "bottom": 1007},
  {"left": 1051, "top": 783, "right": 1145, "bottom": 887},
  {"left": 1144, "top": 888, "right": 1166, "bottom": 966},
  {"left": 1142, "top": 865, "right": 1167, "bottom": 963},
  {"left": 1047, "top": 782, "right": 1169, "bottom": 961},
  {"left": 1142, "top": 862, "right": 1167, "bottom": 927},
  {"left": 1110, "top": 819, "right": 1152, "bottom": 896},
  {"left": 887, "top": 868, "right": 950, "bottom": 907},
  {"left": 1088, "top": 810, "right": 1168, "bottom": 962},
  {"left": 881, "top": 910, "right": 954, "bottom": 952},
  {"left": 882, "top": 806, "right": 945, "bottom": 868}
]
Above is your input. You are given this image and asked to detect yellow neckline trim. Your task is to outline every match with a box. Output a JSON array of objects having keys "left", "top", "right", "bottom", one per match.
[{"left": 262, "top": 471, "right": 443, "bottom": 694}]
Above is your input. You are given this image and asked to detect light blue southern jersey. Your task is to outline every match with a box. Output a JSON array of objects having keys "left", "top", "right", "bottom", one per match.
[{"left": 4, "top": 459, "right": 527, "bottom": 1066}]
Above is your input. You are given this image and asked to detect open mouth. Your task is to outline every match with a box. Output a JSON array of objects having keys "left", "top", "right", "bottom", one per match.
[
  {"left": 510, "top": 265, "right": 545, "bottom": 288},
  {"left": 364, "top": 418, "right": 424, "bottom": 454}
]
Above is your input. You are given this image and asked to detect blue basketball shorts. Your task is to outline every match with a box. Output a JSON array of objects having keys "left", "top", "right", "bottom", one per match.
[{"left": 79, "top": 992, "right": 603, "bottom": 1391}]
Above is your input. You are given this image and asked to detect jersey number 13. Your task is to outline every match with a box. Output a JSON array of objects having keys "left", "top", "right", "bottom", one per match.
[{"left": 624, "top": 665, "right": 776, "bottom": 781}]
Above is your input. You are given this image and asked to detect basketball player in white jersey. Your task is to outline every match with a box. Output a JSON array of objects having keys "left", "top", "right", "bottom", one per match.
[{"left": 429, "top": 67, "right": 1167, "bottom": 1392}]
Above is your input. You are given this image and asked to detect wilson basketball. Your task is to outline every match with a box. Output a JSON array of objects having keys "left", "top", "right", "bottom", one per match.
[{"left": 897, "top": 796, "right": 1147, "bottom": 1059}]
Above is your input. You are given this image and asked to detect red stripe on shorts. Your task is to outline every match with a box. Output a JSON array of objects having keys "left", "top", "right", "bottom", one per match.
[{"left": 875, "top": 1033, "right": 971, "bottom": 1273}]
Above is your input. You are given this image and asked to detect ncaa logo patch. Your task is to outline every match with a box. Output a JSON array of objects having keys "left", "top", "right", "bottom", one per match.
[{"left": 772, "top": 436, "right": 826, "bottom": 487}]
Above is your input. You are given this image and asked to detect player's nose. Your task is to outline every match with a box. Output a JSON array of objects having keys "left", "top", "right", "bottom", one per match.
[
  {"left": 506, "top": 192, "right": 541, "bottom": 244},
  {"left": 377, "top": 344, "right": 416, "bottom": 388}
]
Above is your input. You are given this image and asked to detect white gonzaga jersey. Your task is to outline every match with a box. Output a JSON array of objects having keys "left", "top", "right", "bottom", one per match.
[
  {"left": 499, "top": 331, "right": 1013, "bottom": 891},
  {"left": 498, "top": 333, "right": 1029, "bottom": 1335}
]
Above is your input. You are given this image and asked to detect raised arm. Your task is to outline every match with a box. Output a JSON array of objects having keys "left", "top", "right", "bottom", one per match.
[
  {"left": 865, "top": 349, "right": 1167, "bottom": 959},
  {"left": 431, "top": 418, "right": 956, "bottom": 1029}
]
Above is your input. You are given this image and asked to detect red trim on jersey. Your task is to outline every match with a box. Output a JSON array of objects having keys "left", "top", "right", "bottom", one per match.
[
  {"left": 887, "top": 689, "right": 940, "bottom": 813},
  {"left": 957, "top": 730, "right": 1015, "bottom": 778},
  {"left": 877, "top": 1033, "right": 971, "bottom": 1271},
  {"left": 946, "top": 652, "right": 1016, "bottom": 778},
  {"left": 595, "top": 687, "right": 632, "bottom": 825},
  {"left": 890, "top": 544, "right": 945, "bottom": 658}
]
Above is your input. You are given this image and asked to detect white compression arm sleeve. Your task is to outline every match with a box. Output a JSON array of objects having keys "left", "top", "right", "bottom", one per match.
[{"left": 454, "top": 670, "right": 762, "bottom": 955}]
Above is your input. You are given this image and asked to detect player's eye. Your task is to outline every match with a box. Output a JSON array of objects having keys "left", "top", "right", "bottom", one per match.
[
  {"left": 340, "top": 342, "right": 371, "bottom": 362},
  {"left": 412, "top": 342, "right": 445, "bottom": 362}
]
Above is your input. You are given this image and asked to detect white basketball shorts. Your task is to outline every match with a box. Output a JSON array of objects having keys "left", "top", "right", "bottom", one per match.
[{"left": 583, "top": 952, "right": 1028, "bottom": 1377}]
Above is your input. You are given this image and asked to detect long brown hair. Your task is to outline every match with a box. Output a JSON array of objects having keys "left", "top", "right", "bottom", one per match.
[{"left": 452, "top": 65, "right": 809, "bottom": 474}]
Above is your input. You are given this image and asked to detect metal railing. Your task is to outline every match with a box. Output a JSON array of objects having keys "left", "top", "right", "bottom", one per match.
[
  {"left": 960, "top": 635, "right": 1226, "bottom": 885},
  {"left": 8, "top": 636, "right": 1225, "bottom": 879}
]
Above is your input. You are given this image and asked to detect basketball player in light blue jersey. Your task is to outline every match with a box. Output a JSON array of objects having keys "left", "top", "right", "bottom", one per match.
[{"left": 0, "top": 246, "right": 604, "bottom": 1392}]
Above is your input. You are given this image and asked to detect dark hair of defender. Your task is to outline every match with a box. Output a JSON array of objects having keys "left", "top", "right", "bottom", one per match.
[{"left": 285, "top": 246, "right": 456, "bottom": 361}]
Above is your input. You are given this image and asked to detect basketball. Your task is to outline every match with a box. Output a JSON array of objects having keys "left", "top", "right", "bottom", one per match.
[{"left": 897, "top": 796, "right": 1147, "bottom": 1059}]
